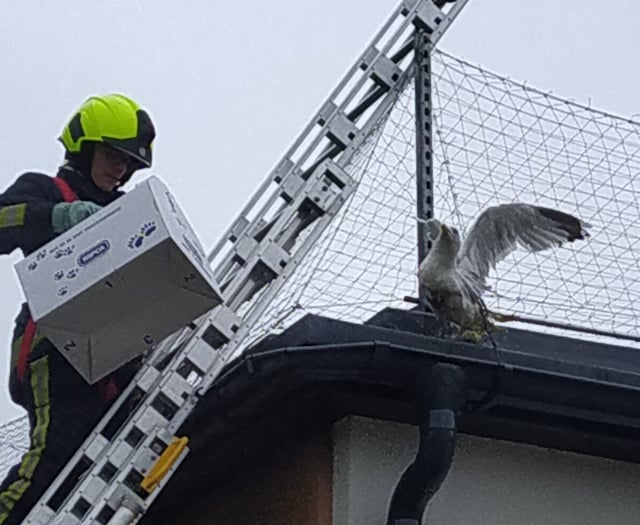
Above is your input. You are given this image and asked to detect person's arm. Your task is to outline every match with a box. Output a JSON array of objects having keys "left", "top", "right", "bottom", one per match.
[
  {"left": 0, "top": 173, "right": 59, "bottom": 254},
  {"left": 0, "top": 173, "right": 103, "bottom": 254}
]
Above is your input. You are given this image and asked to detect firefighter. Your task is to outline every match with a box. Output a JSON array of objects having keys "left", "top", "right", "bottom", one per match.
[{"left": 0, "top": 93, "right": 155, "bottom": 524}]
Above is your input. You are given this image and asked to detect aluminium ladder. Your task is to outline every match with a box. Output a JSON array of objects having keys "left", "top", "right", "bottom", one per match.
[{"left": 23, "top": 1, "right": 469, "bottom": 523}]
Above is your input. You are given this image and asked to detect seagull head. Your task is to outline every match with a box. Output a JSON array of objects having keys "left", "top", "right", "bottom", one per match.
[
  {"left": 424, "top": 218, "right": 462, "bottom": 260},
  {"left": 425, "top": 218, "right": 443, "bottom": 240},
  {"left": 425, "top": 218, "right": 461, "bottom": 245}
]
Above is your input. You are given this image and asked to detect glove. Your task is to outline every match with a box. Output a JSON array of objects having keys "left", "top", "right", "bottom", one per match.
[{"left": 51, "top": 201, "right": 102, "bottom": 233}]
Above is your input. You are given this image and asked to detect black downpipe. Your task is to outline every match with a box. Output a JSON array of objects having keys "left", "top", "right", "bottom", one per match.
[{"left": 387, "top": 363, "right": 467, "bottom": 525}]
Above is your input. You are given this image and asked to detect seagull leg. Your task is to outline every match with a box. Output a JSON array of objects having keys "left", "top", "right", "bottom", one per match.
[
  {"left": 488, "top": 311, "right": 518, "bottom": 323},
  {"left": 476, "top": 300, "right": 507, "bottom": 334},
  {"left": 483, "top": 318, "right": 501, "bottom": 332}
]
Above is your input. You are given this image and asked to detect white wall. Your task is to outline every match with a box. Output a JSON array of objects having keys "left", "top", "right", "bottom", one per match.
[{"left": 333, "top": 416, "right": 640, "bottom": 525}]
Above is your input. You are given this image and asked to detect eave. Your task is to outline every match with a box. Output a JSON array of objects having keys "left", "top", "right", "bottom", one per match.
[{"left": 143, "top": 308, "right": 640, "bottom": 522}]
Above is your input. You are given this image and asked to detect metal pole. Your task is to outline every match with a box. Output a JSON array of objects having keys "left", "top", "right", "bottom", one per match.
[{"left": 414, "top": 29, "right": 434, "bottom": 274}]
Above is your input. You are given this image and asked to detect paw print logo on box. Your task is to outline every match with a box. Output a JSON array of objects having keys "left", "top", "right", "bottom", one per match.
[
  {"left": 35, "top": 249, "right": 46, "bottom": 261},
  {"left": 66, "top": 268, "right": 79, "bottom": 279},
  {"left": 54, "top": 245, "right": 75, "bottom": 259},
  {"left": 27, "top": 261, "right": 38, "bottom": 271},
  {"left": 54, "top": 270, "right": 64, "bottom": 281},
  {"left": 127, "top": 221, "right": 157, "bottom": 249},
  {"left": 57, "top": 286, "right": 68, "bottom": 297}
]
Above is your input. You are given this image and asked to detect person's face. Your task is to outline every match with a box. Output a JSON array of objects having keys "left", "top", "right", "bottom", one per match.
[{"left": 91, "top": 143, "right": 130, "bottom": 192}]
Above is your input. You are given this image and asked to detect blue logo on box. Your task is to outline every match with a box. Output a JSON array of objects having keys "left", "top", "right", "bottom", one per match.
[
  {"left": 127, "top": 221, "right": 157, "bottom": 249},
  {"left": 78, "top": 240, "right": 110, "bottom": 267}
]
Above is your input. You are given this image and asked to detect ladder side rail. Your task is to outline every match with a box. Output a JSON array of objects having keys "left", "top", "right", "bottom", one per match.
[
  {"left": 65, "top": 86, "right": 410, "bottom": 522},
  {"left": 211, "top": 47, "right": 406, "bottom": 291},
  {"left": 22, "top": 33, "right": 412, "bottom": 516},
  {"left": 22, "top": 322, "right": 211, "bottom": 524},
  {"left": 209, "top": 0, "right": 462, "bottom": 289},
  {"left": 198, "top": 77, "right": 417, "bottom": 394},
  {"left": 67, "top": 73, "right": 413, "bottom": 524},
  {"left": 24, "top": 1, "right": 470, "bottom": 523},
  {"left": 108, "top": 4, "right": 470, "bottom": 517},
  {"left": 195, "top": 0, "right": 472, "bottom": 426},
  {"left": 226, "top": 31, "right": 417, "bottom": 258},
  {"left": 21, "top": 324, "right": 199, "bottom": 523},
  {"left": 219, "top": 167, "right": 345, "bottom": 309},
  {"left": 213, "top": 73, "right": 410, "bottom": 311},
  {"left": 26, "top": 320, "right": 220, "bottom": 524},
  {"left": 55, "top": 312, "right": 244, "bottom": 523},
  {"left": 207, "top": 1, "right": 429, "bottom": 272},
  {"left": 219, "top": 30, "right": 416, "bottom": 260}
]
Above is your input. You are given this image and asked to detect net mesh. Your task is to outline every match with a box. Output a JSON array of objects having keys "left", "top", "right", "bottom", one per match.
[
  {"left": 431, "top": 50, "right": 640, "bottom": 337},
  {"left": 0, "top": 416, "right": 29, "bottom": 479},
  {"left": 2, "top": 48, "right": 640, "bottom": 478},
  {"left": 244, "top": 49, "right": 640, "bottom": 346}
]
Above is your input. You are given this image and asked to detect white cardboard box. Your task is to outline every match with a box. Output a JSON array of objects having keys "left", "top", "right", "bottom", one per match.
[{"left": 15, "top": 176, "right": 223, "bottom": 384}]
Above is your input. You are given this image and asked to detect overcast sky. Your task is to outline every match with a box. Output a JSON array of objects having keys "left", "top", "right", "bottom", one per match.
[{"left": 0, "top": 0, "right": 639, "bottom": 422}]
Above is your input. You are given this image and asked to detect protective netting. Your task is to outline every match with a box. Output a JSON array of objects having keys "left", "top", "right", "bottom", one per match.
[
  {"left": 432, "top": 50, "right": 640, "bottom": 340},
  {"left": 3, "top": 48, "right": 640, "bottom": 479},
  {"left": 240, "top": 82, "right": 419, "bottom": 346},
  {"left": 0, "top": 416, "right": 28, "bottom": 479},
  {"left": 244, "top": 49, "right": 640, "bottom": 346}
]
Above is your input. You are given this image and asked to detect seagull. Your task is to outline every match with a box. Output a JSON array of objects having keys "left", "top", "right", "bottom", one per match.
[{"left": 418, "top": 203, "right": 590, "bottom": 339}]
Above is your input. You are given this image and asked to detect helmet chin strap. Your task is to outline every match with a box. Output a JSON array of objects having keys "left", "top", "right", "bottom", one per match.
[
  {"left": 63, "top": 141, "right": 139, "bottom": 192},
  {"left": 116, "top": 167, "right": 135, "bottom": 188},
  {"left": 63, "top": 142, "right": 95, "bottom": 179}
]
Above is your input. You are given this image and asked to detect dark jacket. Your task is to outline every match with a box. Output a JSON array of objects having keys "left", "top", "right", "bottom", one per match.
[
  {"left": 0, "top": 165, "right": 140, "bottom": 525},
  {"left": 0, "top": 165, "right": 123, "bottom": 256},
  {"left": 0, "top": 165, "right": 135, "bottom": 404}
]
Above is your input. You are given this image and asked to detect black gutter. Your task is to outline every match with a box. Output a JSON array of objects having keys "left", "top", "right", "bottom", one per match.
[
  {"left": 387, "top": 363, "right": 467, "bottom": 525},
  {"left": 144, "top": 311, "right": 640, "bottom": 523}
]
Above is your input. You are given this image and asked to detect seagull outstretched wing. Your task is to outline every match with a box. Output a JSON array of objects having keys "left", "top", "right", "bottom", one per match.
[{"left": 456, "top": 203, "right": 590, "bottom": 295}]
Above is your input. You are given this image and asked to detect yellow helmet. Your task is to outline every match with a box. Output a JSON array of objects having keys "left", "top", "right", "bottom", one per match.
[{"left": 59, "top": 93, "right": 155, "bottom": 169}]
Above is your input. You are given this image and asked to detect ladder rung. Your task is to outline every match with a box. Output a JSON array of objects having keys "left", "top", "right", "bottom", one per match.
[
  {"left": 412, "top": 2, "right": 444, "bottom": 32},
  {"left": 325, "top": 111, "right": 359, "bottom": 148},
  {"left": 361, "top": 46, "right": 403, "bottom": 89}
]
